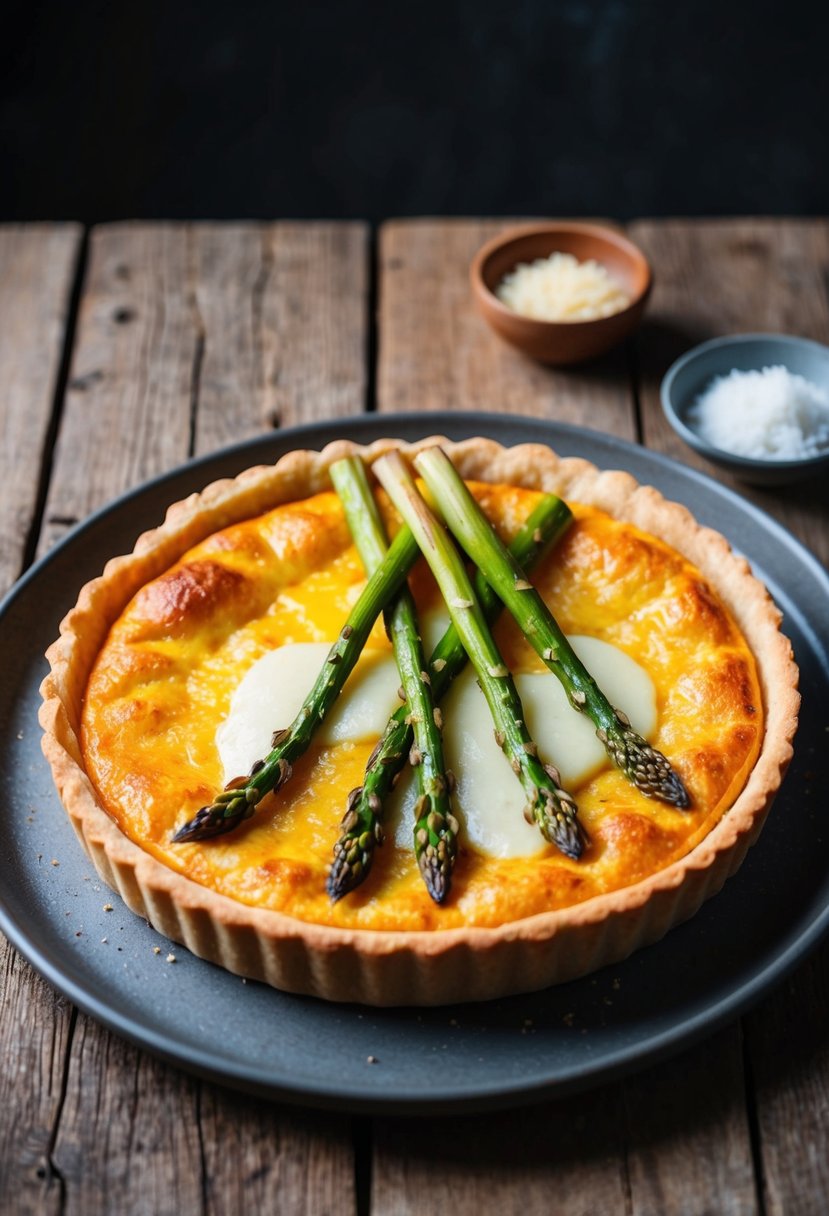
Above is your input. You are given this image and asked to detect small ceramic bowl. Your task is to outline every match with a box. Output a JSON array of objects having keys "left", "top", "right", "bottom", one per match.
[
  {"left": 470, "top": 222, "right": 652, "bottom": 365},
  {"left": 661, "top": 333, "right": 829, "bottom": 487}
]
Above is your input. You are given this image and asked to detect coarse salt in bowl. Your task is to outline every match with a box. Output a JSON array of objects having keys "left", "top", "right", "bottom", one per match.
[
  {"left": 688, "top": 366, "right": 829, "bottom": 460},
  {"left": 661, "top": 334, "right": 829, "bottom": 486}
]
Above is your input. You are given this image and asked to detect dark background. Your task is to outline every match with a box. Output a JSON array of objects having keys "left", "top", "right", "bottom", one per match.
[{"left": 2, "top": 0, "right": 827, "bottom": 223}]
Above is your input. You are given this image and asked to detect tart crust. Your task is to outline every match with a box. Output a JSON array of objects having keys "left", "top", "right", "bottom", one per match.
[{"left": 40, "top": 438, "right": 799, "bottom": 1005}]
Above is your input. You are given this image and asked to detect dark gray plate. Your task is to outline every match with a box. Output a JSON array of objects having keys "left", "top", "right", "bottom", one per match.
[{"left": 2, "top": 413, "right": 827, "bottom": 1114}]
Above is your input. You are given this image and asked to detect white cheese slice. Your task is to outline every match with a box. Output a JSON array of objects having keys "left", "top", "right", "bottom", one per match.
[
  {"left": 215, "top": 642, "right": 402, "bottom": 782},
  {"left": 216, "top": 635, "right": 656, "bottom": 859}
]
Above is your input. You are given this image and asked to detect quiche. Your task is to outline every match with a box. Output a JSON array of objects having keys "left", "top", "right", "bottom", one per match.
[{"left": 39, "top": 438, "right": 799, "bottom": 1005}]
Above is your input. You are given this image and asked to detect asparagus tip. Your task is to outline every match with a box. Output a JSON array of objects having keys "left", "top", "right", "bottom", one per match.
[
  {"left": 172, "top": 799, "right": 247, "bottom": 842},
  {"left": 414, "top": 794, "right": 458, "bottom": 904},
  {"left": 552, "top": 812, "right": 587, "bottom": 861},
  {"left": 327, "top": 786, "right": 383, "bottom": 902},
  {"left": 658, "top": 766, "right": 691, "bottom": 809},
  {"left": 326, "top": 852, "right": 360, "bottom": 903},
  {"left": 172, "top": 758, "right": 292, "bottom": 843},
  {"left": 418, "top": 851, "right": 451, "bottom": 904},
  {"left": 536, "top": 794, "right": 587, "bottom": 860},
  {"left": 614, "top": 725, "right": 692, "bottom": 810}
]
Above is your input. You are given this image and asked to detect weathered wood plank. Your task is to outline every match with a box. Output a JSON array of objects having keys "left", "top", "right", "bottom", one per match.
[
  {"left": 37, "top": 223, "right": 197, "bottom": 556},
  {"left": 746, "top": 942, "right": 829, "bottom": 1216},
  {"left": 373, "top": 1088, "right": 630, "bottom": 1216},
  {"left": 0, "top": 223, "right": 82, "bottom": 1216},
  {"left": 49, "top": 1028, "right": 356, "bottom": 1216},
  {"left": 631, "top": 217, "right": 829, "bottom": 1215},
  {"left": 0, "top": 951, "right": 75, "bottom": 1216},
  {"left": 374, "top": 1035, "right": 756, "bottom": 1216},
  {"left": 52, "top": 1030, "right": 205, "bottom": 1216},
  {"left": 192, "top": 221, "right": 368, "bottom": 454},
  {"left": 623, "top": 1028, "right": 758, "bottom": 1216},
  {"left": 0, "top": 223, "right": 81, "bottom": 587},
  {"left": 377, "top": 220, "right": 636, "bottom": 439},
  {"left": 8, "top": 216, "right": 824, "bottom": 1215},
  {"left": 3, "top": 221, "right": 363, "bottom": 1216},
  {"left": 197, "top": 1087, "right": 355, "bottom": 1215},
  {"left": 39, "top": 221, "right": 369, "bottom": 554}
]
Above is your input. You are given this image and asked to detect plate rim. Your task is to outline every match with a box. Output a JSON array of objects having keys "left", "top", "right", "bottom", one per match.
[{"left": 2, "top": 410, "right": 828, "bottom": 1113}]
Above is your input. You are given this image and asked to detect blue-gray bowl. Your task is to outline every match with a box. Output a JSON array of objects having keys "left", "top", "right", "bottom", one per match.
[{"left": 660, "top": 333, "right": 829, "bottom": 486}]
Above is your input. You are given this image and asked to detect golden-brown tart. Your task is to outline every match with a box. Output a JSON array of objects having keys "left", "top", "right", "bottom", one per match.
[{"left": 39, "top": 438, "right": 799, "bottom": 1005}]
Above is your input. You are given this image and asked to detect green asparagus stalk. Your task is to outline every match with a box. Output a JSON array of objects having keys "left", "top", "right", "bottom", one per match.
[
  {"left": 171, "top": 523, "right": 421, "bottom": 843},
  {"left": 329, "top": 485, "right": 573, "bottom": 900},
  {"left": 328, "top": 457, "right": 458, "bottom": 904},
  {"left": 374, "top": 451, "right": 586, "bottom": 861},
  {"left": 415, "top": 446, "right": 690, "bottom": 809}
]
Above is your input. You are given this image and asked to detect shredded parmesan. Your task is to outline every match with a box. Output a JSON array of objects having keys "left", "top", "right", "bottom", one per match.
[
  {"left": 496, "top": 252, "right": 630, "bottom": 322},
  {"left": 688, "top": 365, "right": 829, "bottom": 460}
]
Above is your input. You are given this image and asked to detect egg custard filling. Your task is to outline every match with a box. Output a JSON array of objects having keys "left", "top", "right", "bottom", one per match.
[{"left": 80, "top": 480, "right": 763, "bottom": 934}]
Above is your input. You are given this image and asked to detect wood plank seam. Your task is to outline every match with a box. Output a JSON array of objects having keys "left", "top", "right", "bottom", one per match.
[
  {"left": 42, "top": 1005, "right": 77, "bottom": 1210},
  {"left": 194, "top": 1084, "right": 210, "bottom": 1216},
  {"left": 353, "top": 1114, "right": 373, "bottom": 1216},
  {"left": 741, "top": 1026, "right": 769, "bottom": 1216},
  {"left": 250, "top": 231, "right": 275, "bottom": 427},
  {"left": 19, "top": 227, "right": 89, "bottom": 577},
  {"left": 365, "top": 225, "right": 380, "bottom": 414},
  {"left": 0, "top": 222, "right": 86, "bottom": 1215},
  {"left": 617, "top": 1086, "right": 636, "bottom": 1216},
  {"left": 186, "top": 229, "right": 207, "bottom": 459},
  {"left": 625, "top": 334, "right": 646, "bottom": 447}
]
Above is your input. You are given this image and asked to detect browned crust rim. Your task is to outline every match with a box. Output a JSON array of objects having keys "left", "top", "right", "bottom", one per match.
[{"left": 38, "top": 438, "right": 800, "bottom": 1004}]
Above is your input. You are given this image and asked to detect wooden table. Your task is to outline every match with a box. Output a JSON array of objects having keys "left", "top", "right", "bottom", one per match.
[{"left": 1, "top": 219, "right": 827, "bottom": 1215}]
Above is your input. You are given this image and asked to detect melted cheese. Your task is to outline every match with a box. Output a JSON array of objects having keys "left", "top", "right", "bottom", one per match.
[
  {"left": 82, "top": 482, "right": 764, "bottom": 932},
  {"left": 216, "top": 635, "right": 656, "bottom": 859},
  {"left": 216, "top": 643, "right": 402, "bottom": 780}
]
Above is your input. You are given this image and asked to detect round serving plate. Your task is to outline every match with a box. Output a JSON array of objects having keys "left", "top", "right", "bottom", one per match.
[{"left": 1, "top": 412, "right": 827, "bottom": 1114}]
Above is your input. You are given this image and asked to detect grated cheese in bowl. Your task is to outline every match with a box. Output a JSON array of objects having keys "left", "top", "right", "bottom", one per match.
[
  {"left": 688, "top": 365, "right": 829, "bottom": 460},
  {"left": 496, "top": 252, "right": 630, "bottom": 322}
]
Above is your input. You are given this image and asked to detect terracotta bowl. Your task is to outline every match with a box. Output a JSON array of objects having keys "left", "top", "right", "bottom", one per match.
[{"left": 470, "top": 222, "right": 653, "bottom": 366}]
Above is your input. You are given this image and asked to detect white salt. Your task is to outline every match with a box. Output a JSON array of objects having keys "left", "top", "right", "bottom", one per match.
[{"left": 688, "top": 365, "right": 829, "bottom": 460}]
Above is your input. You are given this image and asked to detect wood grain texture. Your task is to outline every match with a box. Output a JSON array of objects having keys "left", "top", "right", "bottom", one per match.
[
  {"left": 4, "top": 221, "right": 361, "bottom": 1216},
  {"left": 48, "top": 1029, "right": 356, "bottom": 1216},
  {"left": 373, "top": 1088, "right": 630, "bottom": 1216},
  {"left": 0, "top": 952, "right": 75, "bottom": 1216},
  {"left": 0, "top": 224, "right": 81, "bottom": 587},
  {"left": 191, "top": 221, "right": 368, "bottom": 454},
  {"left": 377, "top": 220, "right": 636, "bottom": 439},
  {"left": 197, "top": 1088, "right": 355, "bottom": 1215},
  {"left": 630, "top": 217, "right": 829, "bottom": 1215},
  {"left": 37, "top": 224, "right": 197, "bottom": 557},
  {"left": 51, "top": 1029, "right": 205, "bottom": 1216},
  {"left": 623, "top": 1028, "right": 758, "bottom": 1216},
  {"left": 5, "top": 217, "right": 827, "bottom": 1216},
  {"left": 0, "top": 224, "right": 81, "bottom": 1216},
  {"left": 39, "top": 221, "right": 369, "bottom": 554},
  {"left": 746, "top": 943, "right": 829, "bottom": 1216}
]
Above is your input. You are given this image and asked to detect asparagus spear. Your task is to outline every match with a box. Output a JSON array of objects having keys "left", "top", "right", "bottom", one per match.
[
  {"left": 171, "top": 522, "right": 420, "bottom": 843},
  {"left": 328, "top": 457, "right": 458, "bottom": 903},
  {"left": 415, "top": 446, "right": 690, "bottom": 809},
  {"left": 374, "top": 452, "right": 585, "bottom": 861},
  {"left": 329, "top": 486, "right": 573, "bottom": 900}
]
